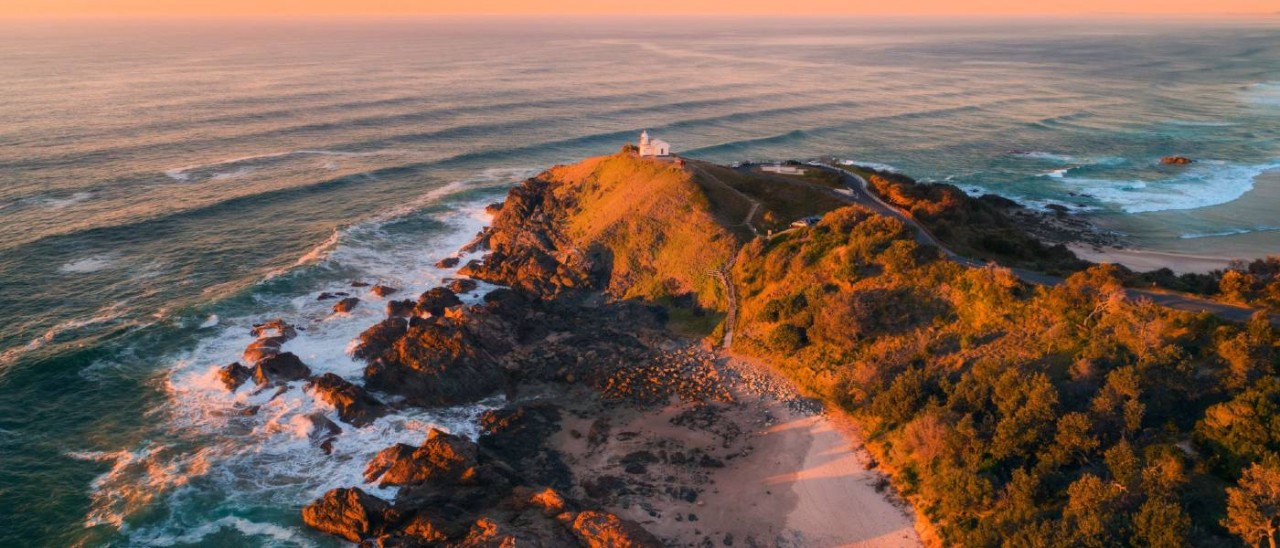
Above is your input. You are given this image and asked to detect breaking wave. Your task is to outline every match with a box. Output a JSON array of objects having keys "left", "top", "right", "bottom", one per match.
[
  {"left": 69, "top": 169, "right": 523, "bottom": 541},
  {"left": 1056, "top": 160, "right": 1280, "bottom": 213}
]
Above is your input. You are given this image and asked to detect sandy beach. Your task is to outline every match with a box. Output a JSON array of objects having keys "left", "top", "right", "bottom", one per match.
[
  {"left": 1073, "top": 168, "right": 1280, "bottom": 274},
  {"left": 1067, "top": 244, "right": 1237, "bottom": 274},
  {"left": 549, "top": 351, "right": 920, "bottom": 548}
]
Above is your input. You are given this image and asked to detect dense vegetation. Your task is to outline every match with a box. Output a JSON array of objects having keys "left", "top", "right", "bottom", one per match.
[
  {"left": 851, "top": 168, "right": 1088, "bottom": 275},
  {"left": 729, "top": 204, "right": 1280, "bottom": 546},
  {"left": 851, "top": 165, "right": 1280, "bottom": 314}
]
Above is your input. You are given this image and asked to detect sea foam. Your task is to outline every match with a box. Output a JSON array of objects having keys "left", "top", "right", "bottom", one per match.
[
  {"left": 73, "top": 169, "right": 524, "bottom": 540},
  {"left": 1056, "top": 160, "right": 1280, "bottom": 213}
]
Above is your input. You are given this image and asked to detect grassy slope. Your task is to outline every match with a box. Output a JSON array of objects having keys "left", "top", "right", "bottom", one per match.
[
  {"left": 544, "top": 154, "right": 738, "bottom": 319},
  {"left": 540, "top": 153, "right": 847, "bottom": 335}
]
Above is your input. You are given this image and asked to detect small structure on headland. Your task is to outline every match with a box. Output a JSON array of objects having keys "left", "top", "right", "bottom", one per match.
[
  {"left": 761, "top": 164, "right": 807, "bottom": 175},
  {"left": 637, "top": 130, "right": 671, "bottom": 157}
]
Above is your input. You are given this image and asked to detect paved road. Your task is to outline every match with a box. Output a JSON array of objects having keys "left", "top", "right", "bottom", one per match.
[{"left": 815, "top": 163, "right": 1279, "bottom": 326}]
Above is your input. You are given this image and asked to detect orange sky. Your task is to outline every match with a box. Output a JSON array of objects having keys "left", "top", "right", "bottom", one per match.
[{"left": 3, "top": 0, "right": 1276, "bottom": 17}]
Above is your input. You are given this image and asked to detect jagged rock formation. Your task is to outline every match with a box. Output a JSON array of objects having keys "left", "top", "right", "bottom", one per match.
[{"left": 304, "top": 426, "right": 661, "bottom": 547}]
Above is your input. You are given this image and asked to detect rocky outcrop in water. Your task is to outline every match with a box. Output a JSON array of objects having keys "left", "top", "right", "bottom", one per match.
[
  {"left": 443, "top": 278, "right": 478, "bottom": 295},
  {"left": 306, "top": 373, "right": 387, "bottom": 427},
  {"left": 415, "top": 287, "right": 463, "bottom": 317},
  {"left": 251, "top": 352, "right": 311, "bottom": 385},
  {"left": 242, "top": 319, "right": 298, "bottom": 363},
  {"left": 217, "top": 362, "right": 252, "bottom": 392},
  {"left": 456, "top": 178, "right": 601, "bottom": 299},
  {"left": 1161, "top": 156, "right": 1195, "bottom": 165},
  {"left": 303, "top": 427, "right": 660, "bottom": 547},
  {"left": 333, "top": 297, "right": 360, "bottom": 314},
  {"left": 360, "top": 311, "right": 509, "bottom": 407}
]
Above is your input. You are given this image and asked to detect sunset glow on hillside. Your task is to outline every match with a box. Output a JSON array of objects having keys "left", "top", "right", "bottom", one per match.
[{"left": 2, "top": 0, "right": 1276, "bottom": 17}]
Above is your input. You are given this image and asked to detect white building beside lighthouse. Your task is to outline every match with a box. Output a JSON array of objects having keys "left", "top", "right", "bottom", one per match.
[{"left": 637, "top": 130, "right": 671, "bottom": 157}]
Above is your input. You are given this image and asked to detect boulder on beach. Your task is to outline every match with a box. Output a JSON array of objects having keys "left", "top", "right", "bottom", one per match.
[
  {"left": 564, "top": 511, "right": 663, "bottom": 548},
  {"left": 333, "top": 297, "right": 360, "bottom": 314},
  {"left": 479, "top": 404, "right": 570, "bottom": 489},
  {"left": 251, "top": 352, "right": 311, "bottom": 385},
  {"left": 1161, "top": 156, "right": 1195, "bottom": 165},
  {"left": 306, "top": 373, "right": 387, "bottom": 427}
]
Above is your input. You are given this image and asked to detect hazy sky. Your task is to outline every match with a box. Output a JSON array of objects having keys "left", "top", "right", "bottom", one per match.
[{"left": 3, "top": 0, "right": 1277, "bottom": 17}]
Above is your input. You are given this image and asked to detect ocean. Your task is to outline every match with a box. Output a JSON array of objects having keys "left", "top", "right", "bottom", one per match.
[{"left": 1, "top": 17, "right": 1277, "bottom": 546}]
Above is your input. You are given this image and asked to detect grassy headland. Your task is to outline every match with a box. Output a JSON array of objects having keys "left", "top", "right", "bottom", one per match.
[{"left": 555, "top": 153, "right": 1280, "bottom": 546}]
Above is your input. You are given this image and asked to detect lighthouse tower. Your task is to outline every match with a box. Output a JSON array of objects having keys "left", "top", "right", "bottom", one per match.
[{"left": 637, "top": 130, "right": 671, "bottom": 157}]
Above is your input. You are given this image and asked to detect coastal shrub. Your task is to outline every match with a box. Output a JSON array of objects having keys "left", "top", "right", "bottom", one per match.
[
  {"left": 767, "top": 324, "right": 807, "bottom": 352},
  {"left": 729, "top": 203, "right": 1279, "bottom": 546}
]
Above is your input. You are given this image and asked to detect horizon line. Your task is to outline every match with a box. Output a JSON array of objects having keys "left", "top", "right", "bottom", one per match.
[{"left": 3, "top": 12, "right": 1278, "bottom": 20}]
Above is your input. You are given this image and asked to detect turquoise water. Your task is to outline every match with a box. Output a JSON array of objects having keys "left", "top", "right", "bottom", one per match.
[{"left": 1, "top": 17, "right": 1277, "bottom": 546}]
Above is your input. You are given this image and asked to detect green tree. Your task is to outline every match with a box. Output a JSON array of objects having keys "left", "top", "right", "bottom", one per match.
[
  {"left": 1132, "top": 497, "right": 1190, "bottom": 548},
  {"left": 1043, "top": 412, "right": 1099, "bottom": 469},
  {"left": 1060, "top": 474, "right": 1124, "bottom": 547},
  {"left": 1225, "top": 460, "right": 1280, "bottom": 548}
]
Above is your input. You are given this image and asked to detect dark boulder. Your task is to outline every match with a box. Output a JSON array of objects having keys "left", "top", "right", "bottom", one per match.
[
  {"left": 371, "top": 285, "right": 398, "bottom": 297},
  {"left": 352, "top": 317, "right": 408, "bottom": 361},
  {"left": 216, "top": 362, "right": 252, "bottom": 392},
  {"left": 250, "top": 319, "right": 297, "bottom": 340},
  {"left": 386, "top": 299, "right": 415, "bottom": 318},
  {"left": 351, "top": 281, "right": 371, "bottom": 288},
  {"left": 479, "top": 404, "right": 570, "bottom": 489},
  {"left": 243, "top": 335, "right": 287, "bottom": 364},
  {"left": 416, "top": 287, "right": 463, "bottom": 317},
  {"left": 306, "top": 373, "right": 387, "bottom": 427},
  {"left": 303, "top": 412, "right": 343, "bottom": 444},
  {"left": 333, "top": 297, "right": 360, "bottom": 314},
  {"left": 435, "top": 256, "right": 461, "bottom": 269},
  {"left": 563, "top": 511, "right": 663, "bottom": 548},
  {"left": 444, "top": 278, "right": 479, "bottom": 294},
  {"left": 1161, "top": 156, "right": 1195, "bottom": 165},
  {"left": 301, "top": 488, "right": 391, "bottom": 543},
  {"left": 364, "top": 429, "right": 478, "bottom": 487},
  {"left": 252, "top": 352, "right": 311, "bottom": 385},
  {"left": 977, "top": 193, "right": 1020, "bottom": 209},
  {"left": 362, "top": 318, "right": 505, "bottom": 407}
]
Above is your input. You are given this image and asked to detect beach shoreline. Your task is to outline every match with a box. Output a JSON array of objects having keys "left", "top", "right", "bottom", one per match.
[{"left": 1066, "top": 244, "right": 1237, "bottom": 275}]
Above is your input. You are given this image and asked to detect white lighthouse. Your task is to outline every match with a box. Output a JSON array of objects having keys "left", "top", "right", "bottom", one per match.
[{"left": 637, "top": 130, "right": 671, "bottom": 157}]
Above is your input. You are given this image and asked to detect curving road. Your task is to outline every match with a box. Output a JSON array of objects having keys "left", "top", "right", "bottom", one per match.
[{"left": 817, "top": 164, "right": 1279, "bottom": 326}]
